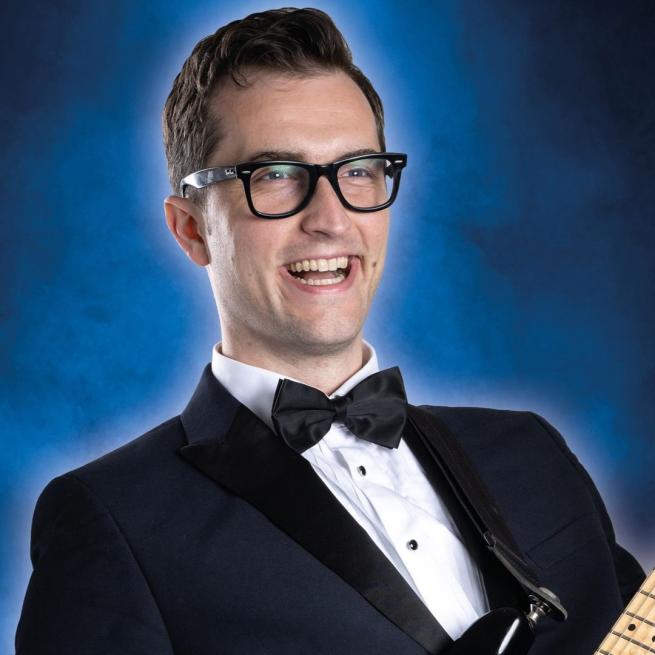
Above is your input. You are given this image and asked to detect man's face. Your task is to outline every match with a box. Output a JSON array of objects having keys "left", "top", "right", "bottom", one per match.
[{"left": 200, "top": 70, "right": 390, "bottom": 359}]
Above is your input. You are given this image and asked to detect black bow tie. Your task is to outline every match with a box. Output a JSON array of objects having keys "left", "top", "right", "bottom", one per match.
[{"left": 271, "top": 367, "right": 408, "bottom": 454}]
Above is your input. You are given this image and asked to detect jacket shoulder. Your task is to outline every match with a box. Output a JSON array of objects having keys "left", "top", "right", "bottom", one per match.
[
  {"left": 69, "top": 415, "right": 186, "bottom": 484},
  {"left": 416, "top": 404, "right": 539, "bottom": 446},
  {"left": 19, "top": 424, "right": 179, "bottom": 654},
  {"left": 34, "top": 414, "right": 206, "bottom": 537}
]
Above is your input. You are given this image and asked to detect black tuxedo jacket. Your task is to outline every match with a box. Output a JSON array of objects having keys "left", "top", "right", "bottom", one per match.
[{"left": 16, "top": 365, "right": 644, "bottom": 654}]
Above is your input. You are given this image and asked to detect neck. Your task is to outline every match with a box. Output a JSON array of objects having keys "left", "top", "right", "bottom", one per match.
[
  {"left": 219, "top": 332, "right": 368, "bottom": 396},
  {"left": 594, "top": 568, "right": 655, "bottom": 654}
]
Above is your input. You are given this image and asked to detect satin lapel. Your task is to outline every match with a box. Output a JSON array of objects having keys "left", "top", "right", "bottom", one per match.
[
  {"left": 179, "top": 368, "right": 451, "bottom": 654},
  {"left": 403, "top": 409, "right": 527, "bottom": 611}
]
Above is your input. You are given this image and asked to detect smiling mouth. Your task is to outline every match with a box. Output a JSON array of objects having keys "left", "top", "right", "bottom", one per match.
[{"left": 285, "top": 256, "right": 354, "bottom": 286}]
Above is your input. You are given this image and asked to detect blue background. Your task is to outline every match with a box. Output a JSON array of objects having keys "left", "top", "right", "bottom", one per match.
[{"left": 2, "top": 0, "right": 653, "bottom": 649}]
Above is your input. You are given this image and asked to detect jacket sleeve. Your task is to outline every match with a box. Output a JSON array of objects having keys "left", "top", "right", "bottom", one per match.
[
  {"left": 529, "top": 412, "right": 646, "bottom": 605},
  {"left": 15, "top": 474, "right": 175, "bottom": 655}
]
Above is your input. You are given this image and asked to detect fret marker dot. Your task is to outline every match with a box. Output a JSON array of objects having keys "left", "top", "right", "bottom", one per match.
[
  {"left": 407, "top": 539, "right": 418, "bottom": 551},
  {"left": 628, "top": 624, "right": 636, "bottom": 631},
  {"left": 357, "top": 465, "right": 367, "bottom": 476}
]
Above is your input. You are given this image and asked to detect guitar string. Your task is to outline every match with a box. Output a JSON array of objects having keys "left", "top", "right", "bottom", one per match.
[
  {"left": 610, "top": 570, "right": 655, "bottom": 655},
  {"left": 611, "top": 574, "right": 651, "bottom": 655},
  {"left": 636, "top": 575, "right": 655, "bottom": 652},
  {"left": 623, "top": 573, "right": 655, "bottom": 654},
  {"left": 597, "top": 587, "right": 638, "bottom": 655},
  {"left": 595, "top": 570, "right": 655, "bottom": 655},
  {"left": 601, "top": 594, "right": 642, "bottom": 655}
]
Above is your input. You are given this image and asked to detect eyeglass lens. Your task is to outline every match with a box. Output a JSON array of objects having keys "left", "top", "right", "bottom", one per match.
[{"left": 248, "top": 157, "right": 393, "bottom": 215}]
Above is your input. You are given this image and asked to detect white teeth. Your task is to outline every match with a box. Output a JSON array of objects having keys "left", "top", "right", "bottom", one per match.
[
  {"left": 287, "top": 256, "right": 352, "bottom": 272},
  {"left": 299, "top": 273, "right": 346, "bottom": 286}
]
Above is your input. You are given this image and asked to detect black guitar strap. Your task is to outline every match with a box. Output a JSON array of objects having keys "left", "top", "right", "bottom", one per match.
[{"left": 406, "top": 405, "right": 567, "bottom": 622}]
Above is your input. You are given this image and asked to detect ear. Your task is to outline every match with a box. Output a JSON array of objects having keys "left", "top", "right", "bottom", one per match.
[{"left": 164, "top": 195, "right": 210, "bottom": 267}]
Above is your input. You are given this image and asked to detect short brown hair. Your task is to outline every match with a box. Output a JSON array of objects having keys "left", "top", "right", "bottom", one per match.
[{"left": 162, "top": 7, "right": 386, "bottom": 200}]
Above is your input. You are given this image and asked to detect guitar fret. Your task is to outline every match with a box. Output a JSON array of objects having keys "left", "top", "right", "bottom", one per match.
[
  {"left": 595, "top": 570, "right": 655, "bottom": 655},
  {"left": 627, "top": 611, "right": 655, "bottom": 629},
  {"left": 610, "top": 631, "right": 655, "bottom": 653}
]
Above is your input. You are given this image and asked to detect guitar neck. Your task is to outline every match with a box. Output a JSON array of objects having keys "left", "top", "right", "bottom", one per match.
[{"left": 595, "top": 569, "right": 655, "bottom": 655}]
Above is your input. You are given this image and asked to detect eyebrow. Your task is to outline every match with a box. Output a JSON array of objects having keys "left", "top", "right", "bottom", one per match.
[{"left": 243, "top": 147, "right": 380, "bottom": 163}]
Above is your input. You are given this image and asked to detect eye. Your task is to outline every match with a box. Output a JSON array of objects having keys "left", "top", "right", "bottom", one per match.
[
  {"left": 251, "top": 164, "right": 304, "bottom": 185},
  {"left": 263, "top": 169, "right": 291, "bottom": 181},
  {"left": 344, "top": 167, "right": 370, "bottom": 177},
  {"left": 339, "top": 159, "right": 385, "bottom": 182}
]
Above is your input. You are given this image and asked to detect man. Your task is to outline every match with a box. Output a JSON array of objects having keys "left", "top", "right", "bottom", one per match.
[{"left": 16, "top": 8, "right": 644, "bottom": 654}]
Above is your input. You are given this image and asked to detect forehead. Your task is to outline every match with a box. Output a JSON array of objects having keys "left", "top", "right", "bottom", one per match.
[{"left": 207, "top": 70, "right": 380, "bottom": 164}]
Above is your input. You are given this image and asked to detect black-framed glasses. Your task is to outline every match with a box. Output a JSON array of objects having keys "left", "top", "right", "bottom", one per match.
[{"left": 179, "top": 152, "right": 408, "bottom": 219}]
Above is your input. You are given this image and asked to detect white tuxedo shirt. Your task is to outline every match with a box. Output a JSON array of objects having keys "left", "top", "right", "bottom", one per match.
[{"left": 211, "top": 341, "right": 488, "bottom": 639}]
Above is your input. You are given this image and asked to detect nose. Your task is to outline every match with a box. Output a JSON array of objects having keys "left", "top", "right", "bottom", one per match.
[{"left": 299, "top": 176, "right": 352, "bottom": 237}]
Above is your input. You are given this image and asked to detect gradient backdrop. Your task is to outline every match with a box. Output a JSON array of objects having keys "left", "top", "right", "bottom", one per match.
[{"left": 2, "top": 0, "right": 654, "bottom": 649}]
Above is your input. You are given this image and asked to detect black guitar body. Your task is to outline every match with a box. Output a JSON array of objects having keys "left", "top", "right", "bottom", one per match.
[{"left": 447, "top": 608, "right": 534, "bottom": 655}]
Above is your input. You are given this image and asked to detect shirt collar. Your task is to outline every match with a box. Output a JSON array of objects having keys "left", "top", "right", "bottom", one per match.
[{"left": 211, "top": 341, "right": 380, "bottom": 431}]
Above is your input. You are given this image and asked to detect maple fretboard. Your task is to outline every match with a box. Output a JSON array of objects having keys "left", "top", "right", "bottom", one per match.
[{"left": 595, "top": 569, "right": 655, "bottom": 655}]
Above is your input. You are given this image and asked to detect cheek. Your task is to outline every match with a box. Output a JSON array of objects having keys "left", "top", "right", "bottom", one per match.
[
  {"left": 368, "top": 216, "right": 390, "bottom": 267},
  {"left": 229, "top": 225, "right": 280, "bottom": 288}
]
